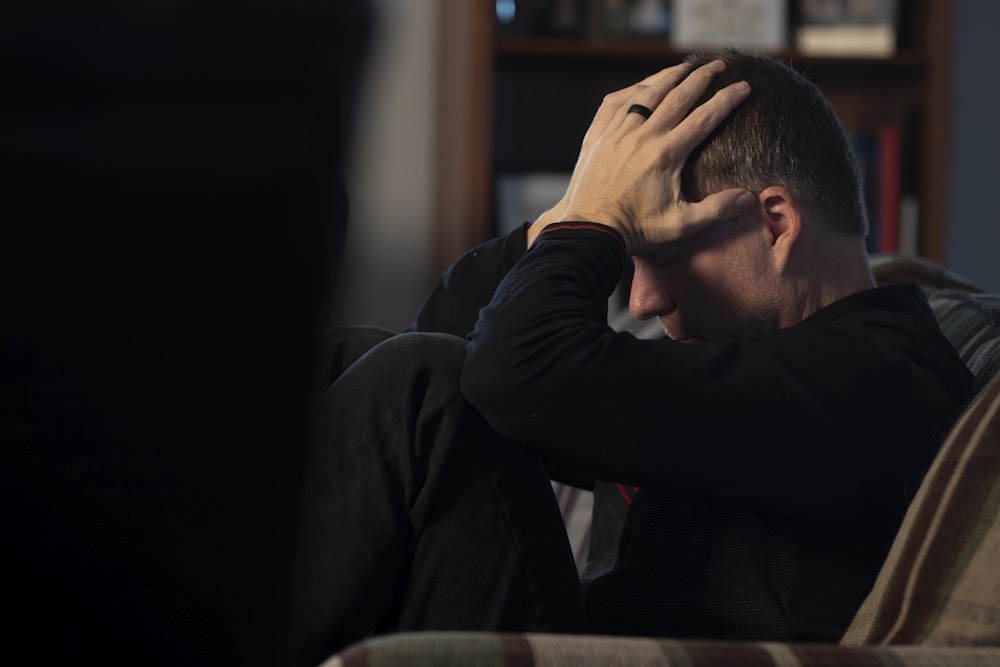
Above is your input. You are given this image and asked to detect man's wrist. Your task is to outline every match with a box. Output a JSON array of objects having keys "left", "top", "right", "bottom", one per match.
[
  {"left": 527, "top": 205, "right": 567, "bottom": 248},
  {"left": 535, "top": 221, "right": 627, "bottom": 253}
]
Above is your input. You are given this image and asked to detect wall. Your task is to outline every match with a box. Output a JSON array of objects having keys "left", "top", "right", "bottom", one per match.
[
  {"left": 335, "top": 0, "right": 439, "bottom": 330},
  {"left": 947, "top": 1, "right": 1000, "bottom": 293}
]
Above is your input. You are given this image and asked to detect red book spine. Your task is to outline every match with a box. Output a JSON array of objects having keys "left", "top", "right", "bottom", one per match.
[{"left": 876, "top": 125, "right": 901, "bottom": 254}]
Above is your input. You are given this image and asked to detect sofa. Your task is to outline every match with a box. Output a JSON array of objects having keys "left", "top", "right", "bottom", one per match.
[{"left": 326, "top": 255, "right": 1000, "bottom": 667}]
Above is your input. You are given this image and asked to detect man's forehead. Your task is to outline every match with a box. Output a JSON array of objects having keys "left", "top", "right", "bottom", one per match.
[{"left": 642, "top": 217, "right": 754, "bottom": 262}]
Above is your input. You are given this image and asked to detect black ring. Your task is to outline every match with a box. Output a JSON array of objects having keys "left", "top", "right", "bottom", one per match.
[{"left": 627, "top": 103, "right": 653, "bottom": 120}]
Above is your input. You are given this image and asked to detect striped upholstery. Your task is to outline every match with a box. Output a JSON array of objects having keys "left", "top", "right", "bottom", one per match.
[
  {"left": 929, "top": 290, "right": 1000, "bottom": 393},
  {"left": 328, "top": 632, "right": 1000, "bottom": 666},
  {"left": 871, "top": 253, "right": 1000, "bottom": 392},
  {"left": 842, "top": 372, "right": 1000, "bottom": 646}
]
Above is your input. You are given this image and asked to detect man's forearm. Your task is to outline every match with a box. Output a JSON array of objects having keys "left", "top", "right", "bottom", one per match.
[{"left": 461, "top": 224, "right": 627, "bottom": 455}]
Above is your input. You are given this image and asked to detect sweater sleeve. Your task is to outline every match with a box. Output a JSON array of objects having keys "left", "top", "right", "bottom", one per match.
[
  {"left": 406, "top": 223, "right": 529, "bottom": 337},
  {"left": 460, "top": 224, "right": 972, "bottom": 521}
]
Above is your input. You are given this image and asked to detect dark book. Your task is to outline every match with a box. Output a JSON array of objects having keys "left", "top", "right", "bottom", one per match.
[{"left": 851, "top": 132, "right": 880, "bottom": 254}]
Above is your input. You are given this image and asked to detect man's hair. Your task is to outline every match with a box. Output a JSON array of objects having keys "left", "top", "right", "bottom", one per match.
[{"left": 682, "top": 49, "right": 868, "bottom": 239}]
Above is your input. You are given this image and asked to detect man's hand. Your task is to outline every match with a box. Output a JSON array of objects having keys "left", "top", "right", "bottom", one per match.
[
  {"left": 529, "top": 60, "right": 753, "bottom": 255},
  {"left": 527, "top": 65, "right": 692, "bottom": 247}
]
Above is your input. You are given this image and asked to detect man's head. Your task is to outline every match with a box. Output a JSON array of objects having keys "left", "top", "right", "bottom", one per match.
[
  {"left": 682, "top": 49, "right": 867, "bottom": 239},
  {"left": 629, "top": 49, "right": 874, "bottom": 342}
]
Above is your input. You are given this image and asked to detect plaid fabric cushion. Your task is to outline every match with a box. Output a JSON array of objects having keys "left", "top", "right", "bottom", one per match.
[
  {"left": 929, "top": 290, "right": 1000, "bottom": 393},
  {"left": 329, "top": 631, "right": 1000, "bottom": 666},
  {"left": 871, "top": 253, "right": 1000, "bottom": 392},
  {"left": 870, "top": 254, "right": 984, "bottom": 295},
  {"left": 842, "top": 372, "right": 1000, "bottom": 646}
]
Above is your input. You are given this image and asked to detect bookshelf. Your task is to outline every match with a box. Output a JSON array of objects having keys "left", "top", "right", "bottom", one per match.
[{"left": 433, "top": 0, "right": 952, "bottom": 275}]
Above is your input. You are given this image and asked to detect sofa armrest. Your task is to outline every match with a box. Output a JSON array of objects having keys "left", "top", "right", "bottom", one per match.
[{"left": 327, "top": 631, "right": 1000, "bottom": 667}]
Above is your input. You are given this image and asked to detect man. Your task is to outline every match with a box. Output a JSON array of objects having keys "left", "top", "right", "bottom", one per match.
[{"left": 295, "top": 50, "right": 972, "bottom": 664}]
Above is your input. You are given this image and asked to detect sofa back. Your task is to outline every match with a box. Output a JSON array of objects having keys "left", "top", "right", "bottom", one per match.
[
  {"left": 929, "top": 289, "right": 1000, "bottom": 393},
  {"left": 842, "top": 257, "right": 1000, "bottom": 645},
  {"left": 870, "top": 254, "right": 1000, "bottom": 390}
]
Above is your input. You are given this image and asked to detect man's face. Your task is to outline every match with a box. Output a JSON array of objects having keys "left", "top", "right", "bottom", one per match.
[{"left": 629, "top": 214, "right": 782, "bottom": 342}]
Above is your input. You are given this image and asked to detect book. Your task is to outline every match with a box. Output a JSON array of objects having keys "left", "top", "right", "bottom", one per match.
[
  {"left": 498, "top": 0, "right": 589, "bottom": 37},
  {"left": 795, "top": 0, "right": 898, "bottom": 57},
  {"left": 672, "top": 0, "right": 788, "bottom": 52},
  {"left": 851, "top": 132, "right": 880, "bottom": 253},
  {"left": 876, "top": 124, "right": 901, "bottom": 253},
  {"left": 896, "top": 108, "right": 922, "bottom": 255},
  {"left": 852, "top": 124, "right": 914, "bottom": 256},
  {"left": 898, "top": 195, "right": 920, "bottom": 256}
]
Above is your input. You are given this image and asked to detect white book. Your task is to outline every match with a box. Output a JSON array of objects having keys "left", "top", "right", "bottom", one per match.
[{"left": 796, "top": 23, "right": 896, "bottom": 57}]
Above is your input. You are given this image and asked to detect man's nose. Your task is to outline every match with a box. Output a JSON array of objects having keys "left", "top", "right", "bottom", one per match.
[{"left": 629, "top": 256, "right": 676, "bottom": 321}]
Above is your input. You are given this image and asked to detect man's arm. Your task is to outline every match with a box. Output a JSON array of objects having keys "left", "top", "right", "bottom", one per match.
[
  {"left": 459, "top": 225, "right": 969, "bottom": 522},
  {"left": 459, "top": 224, "right": 780, "bottom": 492}
]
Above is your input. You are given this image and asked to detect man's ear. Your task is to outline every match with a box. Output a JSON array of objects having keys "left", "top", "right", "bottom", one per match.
[{"left": 758, "top": 186, "right": 802, "bottom": 272}]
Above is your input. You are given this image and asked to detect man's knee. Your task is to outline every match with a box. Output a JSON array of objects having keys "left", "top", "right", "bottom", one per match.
[
  {"left": 387, "top": 331, "right": 467, "bottom": 373},
  {"left": 333, "top": 331, "right": 468, "bottom": 407},
  {"left": 318, "top": 325, "right": 396, "bottom": 387}
]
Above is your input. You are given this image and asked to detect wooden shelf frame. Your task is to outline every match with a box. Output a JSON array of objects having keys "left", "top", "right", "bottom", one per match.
[
  {"left": 496, "top": 35, "right": 929, "bottom": 70},
  {"left": 434, "top": 1, "right": 953, "bottom": 274}
]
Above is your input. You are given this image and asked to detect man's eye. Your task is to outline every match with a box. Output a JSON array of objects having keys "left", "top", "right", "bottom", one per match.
[{"left": 650, "top": 247, "right": 687, "bottom": 267}]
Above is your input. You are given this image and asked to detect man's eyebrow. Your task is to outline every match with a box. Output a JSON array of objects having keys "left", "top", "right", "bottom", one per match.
[{"left": 645, "top": 243, "right": 690, "bottom": 266}]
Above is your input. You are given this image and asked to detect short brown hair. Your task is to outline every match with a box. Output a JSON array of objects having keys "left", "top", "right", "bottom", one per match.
[{"left": 681, "top": 49, "right": 867, "bottom": 239}]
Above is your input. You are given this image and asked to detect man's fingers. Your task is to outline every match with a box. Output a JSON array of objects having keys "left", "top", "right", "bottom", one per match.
[
  {"left": 621, "top": 63, "right": 691, "bottom": 122},
  {"left": 642, "top": 59, "right": 726, "bottom": 130},
  {"left": 629, "top": 189, "right": 754, "bottom": 252},
  {"left": 580, "top": 63, "right": 696, "bottom": 162},
  {"left": 637, "top": 62, "right": 693, "bottom": 88},
  {"left": 558, "top": 61, "right": 752, "bottom": 253},
  {"left": 654, "top": 81, "right": 751, "bottom": 161},
  {"left": 686, "top": 188, "right": 757, "bottom": 231},
  {"left": 587, "top": 80, "right": 651, "bottom": 145}
]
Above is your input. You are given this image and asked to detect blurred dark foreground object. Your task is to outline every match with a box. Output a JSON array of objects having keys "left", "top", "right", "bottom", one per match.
[{"left": 0, "top": 1, "right": 371, "bottom": 664}]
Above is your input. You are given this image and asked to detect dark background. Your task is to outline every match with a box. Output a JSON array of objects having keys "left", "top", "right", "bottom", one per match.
[{"left": 1, "top": 1, "right": 371, "bottom": 664}]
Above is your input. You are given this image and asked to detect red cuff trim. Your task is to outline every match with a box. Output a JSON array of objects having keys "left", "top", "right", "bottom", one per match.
[{"left": 537, "top": 222, "right": 627, "bottom": 252}]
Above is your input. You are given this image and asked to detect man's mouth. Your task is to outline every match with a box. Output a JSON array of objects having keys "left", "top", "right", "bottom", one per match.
[{"left": 661, "top": 320, "right": 703, "bottom": 343}]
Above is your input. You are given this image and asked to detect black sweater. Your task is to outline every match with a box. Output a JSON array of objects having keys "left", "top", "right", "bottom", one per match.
[{"left": 415, "top": 222, "right": 973, "bottom": 641}]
